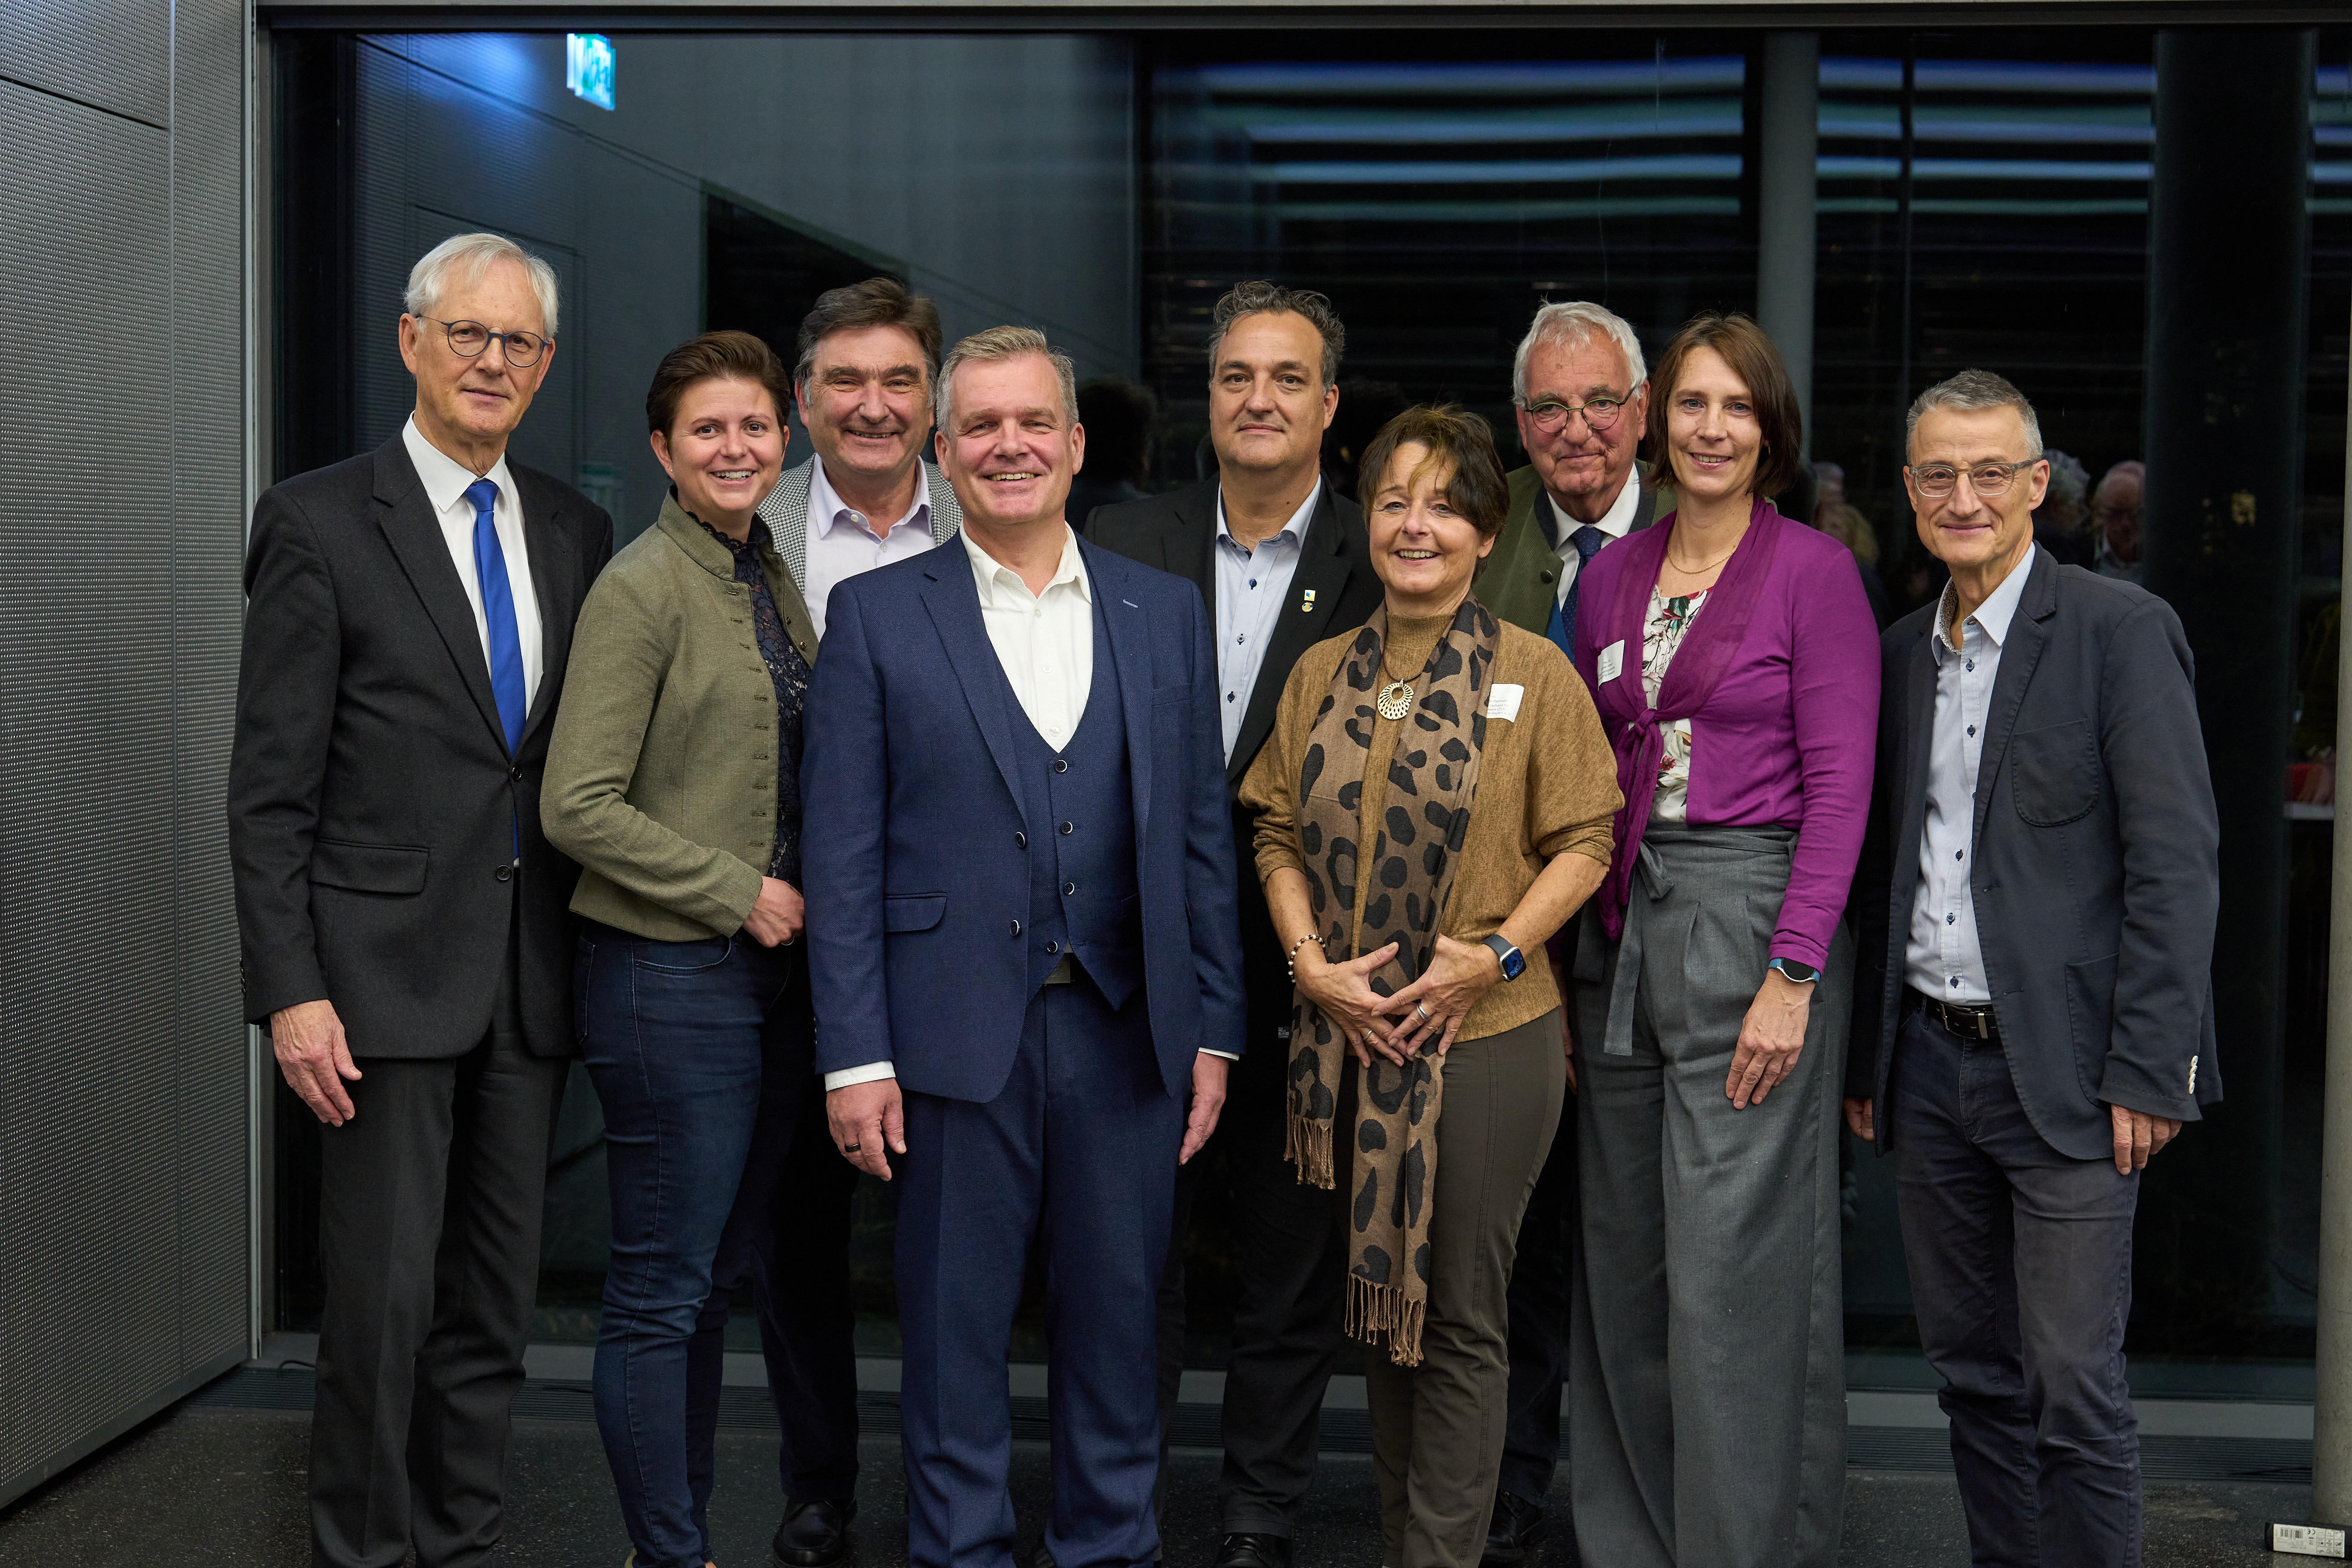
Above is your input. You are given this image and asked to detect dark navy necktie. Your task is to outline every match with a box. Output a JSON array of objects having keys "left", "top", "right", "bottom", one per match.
[
  {"left": 1546, "top": 523, "right": 1609, "bottom": 663},
  {"left": 465, "top": 478, "right": 528, "bottom": 753}
]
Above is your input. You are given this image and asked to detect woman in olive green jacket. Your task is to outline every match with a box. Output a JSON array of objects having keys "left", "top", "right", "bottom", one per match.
[{"left": 541, "top": 330, "right": 810, "bottom": 1568}]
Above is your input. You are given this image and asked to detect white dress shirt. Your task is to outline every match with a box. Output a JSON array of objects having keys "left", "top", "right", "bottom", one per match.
[
  {"left": 1904, "top": 557, "right": 2034, "bottom": 1003},
  {"left": 803, "top": 458, "right": 938, "bottom": 640},
  {"left": 823, "top": 526, "right": 1096, "bottom": 1093},
  {"left": 402, "top": 416, "right": 544, "bottom": 710},
  {"left": 1213, "top": 481, "right": 1319, "bottom": 760},
  {"left": 1546, "top": 473, "right": 1645, "bottom": 610}
]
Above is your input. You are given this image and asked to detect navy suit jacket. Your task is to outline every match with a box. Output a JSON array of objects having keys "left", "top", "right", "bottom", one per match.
[
  {"left": 1847, "top": 547, "right": 2223, "bottom": 1162},
  {"left": 800, "top": 530, "right": 1247, "bottom": 1104}
]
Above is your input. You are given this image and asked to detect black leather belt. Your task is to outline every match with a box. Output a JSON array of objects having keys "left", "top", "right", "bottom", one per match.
[{"left": 1913, "top": 989, "right": 2000, "bottom": 1041}]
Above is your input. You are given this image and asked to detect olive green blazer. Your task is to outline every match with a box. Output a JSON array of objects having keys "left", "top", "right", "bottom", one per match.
[
  {"left": 542, "top": 494, "right": 819, "bottom": 941},
  {"left": 1474, "top": 460, "right": 1659, "bottom": 635}
]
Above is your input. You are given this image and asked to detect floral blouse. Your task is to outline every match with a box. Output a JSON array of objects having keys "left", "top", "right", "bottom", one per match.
[
  {"left": 695, "top": 513, "right": 811, "bottom": 886},
  {"left": 1642, "top": 585, "right": 1709, "bottom": 823}
]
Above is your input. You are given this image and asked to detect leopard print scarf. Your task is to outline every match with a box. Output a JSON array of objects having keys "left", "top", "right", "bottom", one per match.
[{"left": 1286, "top": 596, "right": 1500, "bottom": 1366}]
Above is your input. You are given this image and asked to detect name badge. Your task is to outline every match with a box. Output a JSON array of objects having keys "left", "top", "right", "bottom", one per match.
[
  {"left": 1487, "top": 683, "right": 1525, "bottom": 723},
  {"left": 1598, "top": 640, "right": 1626, "bottom": 685}
]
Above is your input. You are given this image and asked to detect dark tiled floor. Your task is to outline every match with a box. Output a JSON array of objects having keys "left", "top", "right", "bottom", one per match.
[{"left": 0, "top": 1402, "right": 2313, "bottom": 1567}]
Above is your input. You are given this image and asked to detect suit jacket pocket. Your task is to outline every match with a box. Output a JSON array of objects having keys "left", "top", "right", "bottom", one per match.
[
  {"left": 2065, "top": 951, "right": 2119, "bottom": 1102},
  {"left": 312, "top": 838, "right": 429, "bottom": 895},
  {"left": 2013, "top": 718, "right": 2102, "bottom": 827},
  {"left": 884, "top": 893, "right": 947, "bottom": 933}
]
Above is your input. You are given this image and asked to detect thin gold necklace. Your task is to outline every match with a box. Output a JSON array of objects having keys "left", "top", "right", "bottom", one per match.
[{"left": 1666, "top": 536, "right": 1740, "bottom": 576}]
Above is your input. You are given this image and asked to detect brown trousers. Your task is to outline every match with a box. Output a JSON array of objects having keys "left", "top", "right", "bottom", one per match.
[{"left": 1341, "top": 1008, "right": 1567, "bottom": 1568}]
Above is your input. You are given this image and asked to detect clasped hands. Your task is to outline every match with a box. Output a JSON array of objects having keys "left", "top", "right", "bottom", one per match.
[{"left": 1294, "top": 934, "right": 1504, "bottom": 1069}]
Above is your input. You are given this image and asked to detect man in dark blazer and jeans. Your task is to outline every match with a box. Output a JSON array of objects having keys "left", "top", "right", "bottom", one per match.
[
  {"left": 1845, "top": 369, "right": 2220, "bottom": 1568},
  {"left": 229, "top": 232, "right": 611, "bottom": 1568},
  {"left": 1091, "top": 281, "right": 1382, "bottom": 1568}
]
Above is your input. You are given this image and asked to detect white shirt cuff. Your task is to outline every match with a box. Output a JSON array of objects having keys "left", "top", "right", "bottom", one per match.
[
  {"left": 1200, "top": 1048, "right": 1240, "bottom": 1061},
  {"left": 823, "top": 1061, "right": 897, "bottom": 1091}
]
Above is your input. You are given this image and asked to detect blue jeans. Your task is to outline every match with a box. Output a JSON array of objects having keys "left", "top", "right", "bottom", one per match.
[
  {"left": 579, "top": 921, "right": 809, "bottom": 1568},
  {"left": 1892, "top": 1004, "right": 2143, "bottom": 1568}
]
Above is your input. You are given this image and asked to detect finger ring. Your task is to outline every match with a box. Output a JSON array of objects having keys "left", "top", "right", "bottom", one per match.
[
  {"left": 843, "top": 1142, "right": 861, "bottom": 1153},
  {"left": 1416, "top": 1003, "right": 1433, "bottom": 1022}
]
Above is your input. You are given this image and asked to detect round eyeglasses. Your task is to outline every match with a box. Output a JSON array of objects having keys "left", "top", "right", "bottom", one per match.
[
  {"left": 1519, "top": 394, "right": 1628, "bottom": 435},
  {"left": 422, "top": 317, "right": 552, "bottom": 368},
  {"left": 1907, "top": 459, "right": 2039, "bottom": 500}
]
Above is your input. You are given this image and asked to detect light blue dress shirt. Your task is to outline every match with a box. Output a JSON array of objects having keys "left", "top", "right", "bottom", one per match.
[
  {"left": 1212, "top": 481, "right": 1319, "bottom": 762},
  {"left": 1904, "top": 556, "right": 2035, "bottom": 1003}
]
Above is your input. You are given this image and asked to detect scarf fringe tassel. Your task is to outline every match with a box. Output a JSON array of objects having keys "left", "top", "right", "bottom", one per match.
[
  {"left": 1285, "top": 1116, "right": 1334, "bottom": 1190},
  {"left": 1345, "top": 1274, "right": 1426, "bottom": 1367}
]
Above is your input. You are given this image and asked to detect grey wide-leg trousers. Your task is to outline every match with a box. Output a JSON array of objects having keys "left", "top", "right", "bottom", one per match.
[{"left": 1567, "top": 825, "right": 1849, "bottom": 1568}]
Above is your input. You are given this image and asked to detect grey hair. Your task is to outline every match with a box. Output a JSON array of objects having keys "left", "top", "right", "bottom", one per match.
[
  {"left": 1905, "top": 369, "right": 2045, "bottom": 460},
  {"left": 404, "top": 232, "right": 560, "bottom": 335},
  {"left": 935, "top": 326, "right": 1078, "bottom": 431},
  {"left": 1206, "top": 281, "right": 1345, "bottom": 389},
  {"left": 2042, "top": 448, "right": 2090, "bottom": 511},
  {"left": 1512, "top": 300, "right": 1647, "bottom": 405}
]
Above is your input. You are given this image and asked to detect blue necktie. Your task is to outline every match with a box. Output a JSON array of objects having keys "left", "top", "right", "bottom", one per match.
[
  {"left": 1546, "top": 524, "right": 1609, "bottom": 663},
  {"left": 465, "top": 478, "right": 528, "bottom": 754}
]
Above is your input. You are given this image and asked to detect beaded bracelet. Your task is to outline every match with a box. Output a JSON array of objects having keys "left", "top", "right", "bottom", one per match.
[{"left": 1286, "top": 932, "right": 1324, "bottom": 981}]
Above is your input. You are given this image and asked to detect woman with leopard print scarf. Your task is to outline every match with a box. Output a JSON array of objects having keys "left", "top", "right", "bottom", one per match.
[{"left": 1239, "top": 404, "right": 1622, "bottom": 1568}]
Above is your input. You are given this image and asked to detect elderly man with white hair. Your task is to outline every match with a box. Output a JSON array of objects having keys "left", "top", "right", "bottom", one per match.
[
  {"left": 1471, "top": 298, "right": 1657, "bottom": 1564},
  {"left": 229, "top": 231, "right": 612, "bottom": 1568}
]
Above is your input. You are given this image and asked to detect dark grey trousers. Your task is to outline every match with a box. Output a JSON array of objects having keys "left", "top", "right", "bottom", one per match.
[
  {"left": 309, "top": 954, "right": 568, "bottom": 1568},
  {"left": 1568, "top": 826, "right": 1849, "bottom": 1568},
  {"left": 1154, "top": 1011, "right": 1348, "bottom": 1539},
  {"left": 1892, "top": 1005, "right": 2143, "bottom": 1568}
]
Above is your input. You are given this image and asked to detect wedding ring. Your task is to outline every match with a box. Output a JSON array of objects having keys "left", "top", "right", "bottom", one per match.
[
  {"left": 1416, "top": 1003, "right": 1433, "bottom": 1022},
  {"left": 843, "top": 1141, "right": 861, "bottom": 1153}
]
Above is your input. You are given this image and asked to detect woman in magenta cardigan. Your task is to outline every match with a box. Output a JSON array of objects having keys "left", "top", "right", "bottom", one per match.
[{"left": 1566, "top": 313, "right": 1879, "bottom": 1568}]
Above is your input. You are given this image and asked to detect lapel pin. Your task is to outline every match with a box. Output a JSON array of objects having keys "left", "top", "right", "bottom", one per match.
[{"left": 1300, "top": 587, "right": 1318, "bottom": 613}]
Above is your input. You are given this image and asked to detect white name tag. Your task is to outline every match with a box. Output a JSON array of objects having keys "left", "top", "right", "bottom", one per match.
[
  {"left": 1487, "top": 683, "right": 1524, "bottom": 723},
  {"left": 1598, "top": 640, "right": 1626, "bottom": 685}
]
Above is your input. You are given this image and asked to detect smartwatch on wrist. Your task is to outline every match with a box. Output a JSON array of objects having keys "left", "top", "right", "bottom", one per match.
[
  {"left": 1482, "top": 934, "right": 1527, "bottom": 982},
  {"left": 1767, "top": 957, "right": 1821, "bottom": 986}
]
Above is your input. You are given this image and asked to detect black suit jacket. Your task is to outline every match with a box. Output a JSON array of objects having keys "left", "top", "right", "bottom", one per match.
[
  {"left": 229, "top": 434, "right": 614, "bottom": 1059},
  {"left": 1847, "top": 548, "right": 2222, "bottom": 1161},
  {"left": 1089, "top": 478, "right": 1384, "bottom": 1044}
]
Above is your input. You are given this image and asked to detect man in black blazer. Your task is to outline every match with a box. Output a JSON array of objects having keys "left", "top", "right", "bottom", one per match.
[
  {"left": 1091, "top": 281, "right": 1382, "bottom": 1568},
  {"left": 229, "top": 233, "right": 612, "bottom": 1568},
  {"left": 1844, "top": 370, "right": 2219, "bottom": 1568}
]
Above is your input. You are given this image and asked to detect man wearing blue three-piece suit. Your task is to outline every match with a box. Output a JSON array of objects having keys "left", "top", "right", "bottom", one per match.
[{"left": 801, "top": 325, "right": 1247, "bottom": 1568}]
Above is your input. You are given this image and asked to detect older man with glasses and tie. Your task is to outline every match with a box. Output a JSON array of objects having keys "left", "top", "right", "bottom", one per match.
[
  {"left": 230, "top": 231, "right": 613, "bottom": 1568},
  {"left": 1467, "top": 301, "right": 1654, "bottom": 1565}
]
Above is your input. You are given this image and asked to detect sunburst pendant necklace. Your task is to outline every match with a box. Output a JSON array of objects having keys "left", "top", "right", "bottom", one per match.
[{"left": 1376, "top": 655, "right": 1416, "bottom": 720}]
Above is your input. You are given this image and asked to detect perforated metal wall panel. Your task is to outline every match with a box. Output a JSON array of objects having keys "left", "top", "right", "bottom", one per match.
[{"left": 0, "top": 0, "right": 250, "bottom": 1510}]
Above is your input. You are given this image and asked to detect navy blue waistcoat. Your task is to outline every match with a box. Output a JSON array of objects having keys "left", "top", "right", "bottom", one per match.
[{"left": 1005, "top": 604, "right": 1143, "bottom": 1002}]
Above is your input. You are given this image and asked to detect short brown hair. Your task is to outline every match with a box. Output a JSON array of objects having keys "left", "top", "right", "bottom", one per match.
[
  {"left": 645, "top": 330, "right": 792, "bottom": 438},
  {"left": 1646, "top": 312, "right": 1804, "bottom": 502},
  {"left": 795, "top": 276, "right": 943, "bottom": 397},
  {"left": 1357, "top": 404, "right": 1510, "bottom": 540}
]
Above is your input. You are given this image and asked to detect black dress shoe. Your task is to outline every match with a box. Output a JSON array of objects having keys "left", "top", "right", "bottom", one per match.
[
  {"left": 771, "top": 1497, "right": 855, "bottom": 1567},
  {"left": 1481, "top": 1491, "right": 1546, "bottom": 1566},
  {"left": 1212, "top": 1533, "right": 1294, "bottom": 1568}
]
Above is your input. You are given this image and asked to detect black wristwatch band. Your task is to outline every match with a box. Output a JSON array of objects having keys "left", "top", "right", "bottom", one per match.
[{"left": 1482, "top": 933, "right": 1526, "bottom": 981}]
